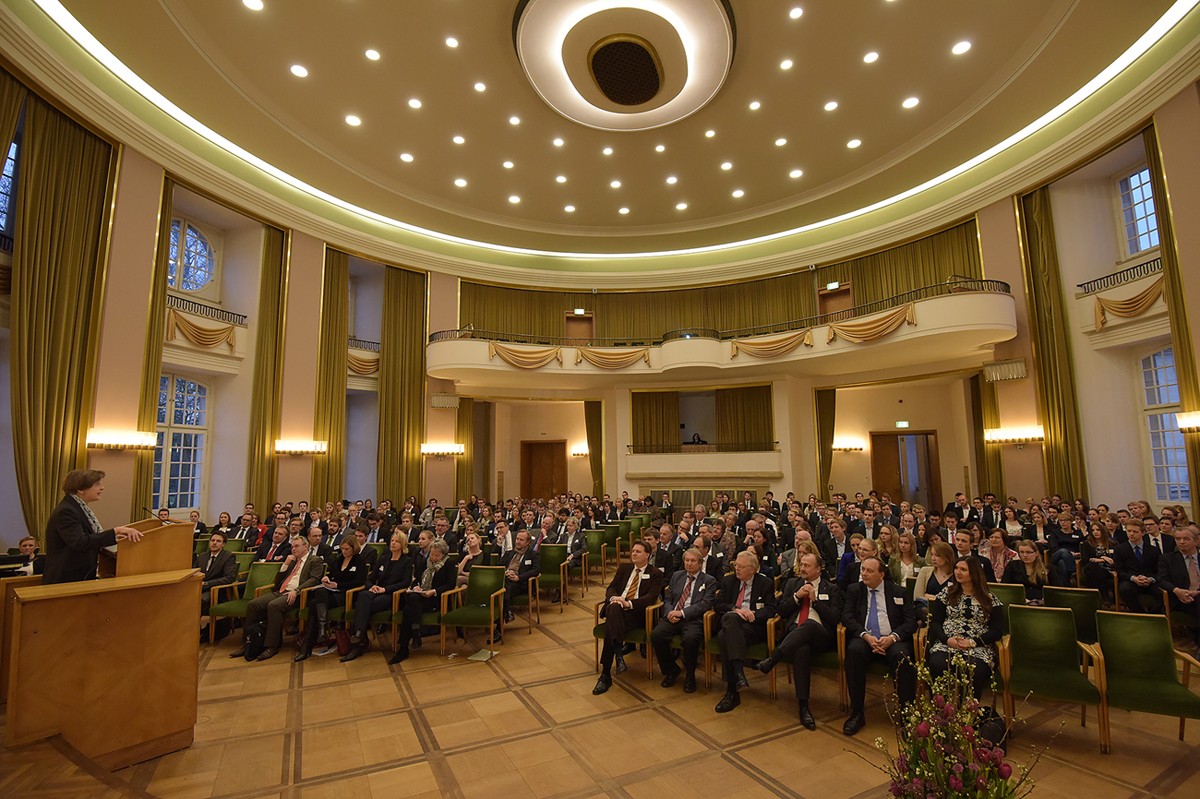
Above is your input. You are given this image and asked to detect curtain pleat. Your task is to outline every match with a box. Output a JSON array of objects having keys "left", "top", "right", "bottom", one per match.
[
  {"left": 0, "top": 70, "right": 25, "bottom": 165},
  {"left": 246, "top": 226, "right": 288, "bottom": 511},
  {"left": 130, "top": 176, "right": 173, "bottom": 520},
  {"left": 584, "top": 400, "right": 604, "bottom": 496},
  {"left": 1144, "top": 124, "right": 1200, "bottom": 506},
  {"left": 10, "top": 94, "right": 115, "bottom": 540},
  {"left": 970, "top": 374, "right": 1004, "bottom": 498},
  {"left": 631, "top": 391, "right": 679, "bottom": 453},
  {"left": 456, "top": 397, "right": 474, "bottom": 500},
  {"left": 310, "top": 248, "right": 349, "bottom": 507},
  {"left": 843, "top": 221, "right": 982, "bottom": 306},
  {"left": 378, "top": 267, "right": 427, "bottom": 502},
  {"left": 1018, "top": 187, "right": 1088, "bottom": 499},
  {"left": 815, "top": 389, "right": 837, "bottom": 502},
  {"left": 715, "top": 385, "right": 774, "bottom": 451}
]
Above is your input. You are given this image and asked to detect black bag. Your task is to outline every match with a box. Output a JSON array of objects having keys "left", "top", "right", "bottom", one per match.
[
  {"left": 243, "top": 623, "right": 266, "bottom": 661},
  {"left": 978, "top": 706, "right": 1008, "bottom": 753}
]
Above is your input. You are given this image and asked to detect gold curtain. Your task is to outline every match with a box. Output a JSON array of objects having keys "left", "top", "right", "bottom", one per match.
[
  {"left": 970, "top": 374, "right": 1004, "bottom": 497},
  {"left": 584, "top": 400, "right": 604, "bottom": 497},
  {"left": 347, "top": 349, "right": 379, "bottom": 375},
  {"left": 310, "top": 248, "right": 349, "bottom": 507},
  {"left": 836, "top": 221, "right": 982, "bottom": 306},
  {"left": 488, "top": 342, "right": 561, "bottom": 369},
  {"left": 455, "top": 397, "right": 474, "bottom": 500},
  {"left": 246, "top": 227, "right": 288, "bottom": 511},
  {"left": 0, "top": 70, "right": 25, "bottom": 181},
  {"left": 1018, "top": 187, "right": 1088, "bottom": 498},
  {"left": 575, "top": 346, "right": 650, "bottom": 368},
  {"left": 715, "top": 385, "right": 774, "bottom": 451},
  {"left": 1093, "top": 275, "right": 1164, "bottom": 330},
  {"left": 164, "top": 307, "right": 237, "bottom": 349},
  {"left": 815, "top": 389, "right": 837, "bottom": 502},
  {"left": 1144, "top": 124, "right": 1200, "bottom": 506},
  {"left": 730, "top": 329, "right": 812, "bottom": 359},
  {"left": 826, "top": 304, "right": 916, "bottom": 343},
  {"left": 10, "top": 94, "right": 115, "bottom": 540},
  {"left": 130, "top": 177, "right": 174, "bottom": 519},
  {"left": 631, "top": 391, "right": 679, "bottom": 453},
  {"left": 378, "top": 267, "right": 426, "bottom": 502}
]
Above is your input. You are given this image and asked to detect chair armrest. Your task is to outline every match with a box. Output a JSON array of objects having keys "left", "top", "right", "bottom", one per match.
[
  {"left": 1174, "top": 648, "right": 1200, "bottom": 684},
  {"left": 559, "top": 560, "right": 569, "bottom": 584},
  {"left": 343, "top": 585, "right": 364, "bottom": 613},
  {"left": 490, "top": 587, "right": 506, "bottom": 627},
  {"left": 644, "top": 601, "right": 663, "bottom": 629},
  {"left": 594, "top": 599, "right": 607, "bottom": 624},
  {"left": 767, "top": 615, "right": 778, "bottom": 649},
  {"left": 391, "top": 587, "right": 410, "bottom": 613},
  {"left": 528, "top": 574, "right": 539, "bottom": 600},
  {"left": 703, "top": 609, "right": 716, "bottom": 640},
  {"left": 211, "top": 580, "right": 244, "bottom": 606},
  {"left": 298, "top": 585, "right": 319, "bottom": 610},
  {"left": 254, "top": 583, "right": 276, "bottom": 597},
  {"left": 836, "top": 623, "right": 847, "bottom": 661}
]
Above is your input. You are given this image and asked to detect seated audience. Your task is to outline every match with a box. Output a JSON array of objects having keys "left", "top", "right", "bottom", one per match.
[
  {"left": 343, "top": 532, "right": 414, "bottom": 660},
  {"left": 296, "top": 536, "right": 366, "bottom": 661},
  {"left": 927, "top": 556, "right": 1006, "bottom": 699},
  {"left": 389, "top": 539, "right": 455, "bottom": 663}
]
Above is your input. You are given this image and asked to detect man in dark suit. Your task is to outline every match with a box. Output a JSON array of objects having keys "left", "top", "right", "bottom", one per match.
[
  {"left": 592, "top": 541, "right": 664, "bottom": 695},
  {"left": 229, "top": 512, "right": 260, "bottom": 546},
  {"left": 563, "top": 517, "right": 588, "bottom": 571},
  {"left": 1147, "top": 518, "right": 1178, "bottom": 556},
  {"left": 659, "top": 492, "right": 675, "bottom": 524},
  {"left": 1158, "top": 525, "right": 1200, "bottom": 652},
  {"left": 695, "top": 534, "right": 727, "bottom": 579},
  {"left": 1114, "top": 519, "right": 1163, "bottom": 613},
  {"left": 953, "top": 530, "right": 995, "bottom": 582},
  {"left": 255, "top": 526, "right": 292, "bottom": 562},
  {"left": 196, "top": 531, "right": 238, "bottom": 642},
  {"left": 232, "top": 536, "right": 326, "bottom": 661},
  {"left": 841, "top": 556, "right": 917, "bottom": 736},
  {"left": 650, "top": 548, "right": 715, "bottom": 693},
  {"left": 305, "top": 527, "right": 335, "bottom": 565},
  {"left": 500, "top": 530, "right": 541, "bottom": 623},
  {"left": 839, "top": 537, "right": 880, "bottom": 589},
  {"left": 713, "top": 551, "right": 777, "bottom": 713},
  {"left": 755, "top": 551, "right": 842, "bottom": 728}
]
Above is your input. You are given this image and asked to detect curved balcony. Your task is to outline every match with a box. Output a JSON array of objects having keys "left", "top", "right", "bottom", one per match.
[{"left": 428, "top": 280, "right": 1018, "bottom": 389}]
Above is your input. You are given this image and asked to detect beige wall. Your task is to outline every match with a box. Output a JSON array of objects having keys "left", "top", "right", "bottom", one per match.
[
  {"left": 488, "top": 400, "right": 591, "bottom": 498},
  {"left": 426, "top": 271, "right": 459, "bottom": 502}
]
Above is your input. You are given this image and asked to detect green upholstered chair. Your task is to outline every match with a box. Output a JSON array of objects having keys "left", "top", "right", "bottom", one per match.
[
  {"left": 366, "top": 542, "right": 387, "bottom": 561},
  {"left": 224, "top": 539, "right": 246, "bottom": 552},
  {"left": 584, "top": 530, "right": 607, "bottom": 583},
  {"left": 1001, "top": 605, "right": 1106, "bottom": 750},
  {"left": 208, "top": 562, "right": 282, "bottom": 644},
  {"left": 1044, "top": 586, "right": 1101, "bottom": 645},
  {"left": 233, "top": 551, "right": 256, "bottom": 580},
  {"left": 593, "top": 599, "right": 662, "bottom": 679},
  {"left": 439, "top": 566, "right": 506, "bottom": 648},
  {"left": 600, "top": 525, "right": 623, "bottom": 573},
  {"left": 701, "top": 609, "right": 778, "bottom": 699},
  {"left": 1094, "top": 610, "right": 1200, "bottom": 747},
  {"left": 986, "top": 582, "right": 1027, "bottom": 626},
  {"left": 194, "top": 539, "right": 208, "bottom": 557},
  {"left": 509, "top": 572, "right": 540, "bottom": 632},
  {"left": 534, "top": 544, "right": 570, "bottom": 613},
  {"left": 781, "top": 619, "right": 848, "bottom": 710},
  {"left": 627, "top": 515, "right": 643, "bottom": 537}
]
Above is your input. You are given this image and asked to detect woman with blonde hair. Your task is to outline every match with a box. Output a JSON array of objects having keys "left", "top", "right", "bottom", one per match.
[
  {"left": 1001, "top": 539, "right": 1050, "bottom": 604},
  {"left": 888, "top": 530, "right": 928, "bottom": 585},
  {"left": 876, "top": 525, "right": 899, "bottom": 564},
  {"left": 914, "top": 541, "right": 956, "bottom": 606}
]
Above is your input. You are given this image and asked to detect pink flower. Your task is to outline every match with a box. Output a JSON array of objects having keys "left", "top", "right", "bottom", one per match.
[
  {"left": 934, "top": 694, "right": 946, "bottom": 708},
  {"left": 948, "top": 775, "right": 963, "bottom": 792},
  {"left": 952, "top": 764, "right": 964, "bottom": 774},
  {"left": 976, "top": 773, "right": 989, "bottom": 790},
  {"left": 915, "top": 721, "right": 931, "bottom": 738},
  {"left": 998, "top": 762, "right": 1013, "bottom": 779}
]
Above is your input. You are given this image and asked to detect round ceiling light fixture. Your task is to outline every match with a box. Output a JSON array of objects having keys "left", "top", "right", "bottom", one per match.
[{"left": 513, "top": 0, "right": 736, "bottom": 131}]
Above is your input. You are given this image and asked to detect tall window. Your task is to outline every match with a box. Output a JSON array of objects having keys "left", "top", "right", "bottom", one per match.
[
  {"left": 153, "top": 374, "right": 210, "bottom": 511},
  {"left": 168, "top": 217, "right": 217, "bottom": 292},
  {"left": 0, "top": 141, "right": 18, "bottom": 234},
  {"left": 1117, "top": 166, "right": 1159, "bottom": 256},
  {"left": 1140, "top": 347, "right": 1189, "bottom": 503}
]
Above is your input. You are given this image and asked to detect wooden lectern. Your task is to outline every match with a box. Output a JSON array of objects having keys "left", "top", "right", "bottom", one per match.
[{"left": 5, "top": 518, "right": 201, "bottom": 769}]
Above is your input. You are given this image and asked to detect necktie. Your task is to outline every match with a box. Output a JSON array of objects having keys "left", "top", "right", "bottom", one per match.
[
  {"left": 675, "top": 575, "right": 694, "bottom": 611},
  {"left": 624, "top": 568, "right": 641, "bottom": 600},
  {"left": 1135, "top": 544, "right": 1142, "bottom": 562},
  {"left": 795, "top": 584, "right": 811, "bottom": 626},
  {"left": 1187, "top": 555, "right": 1199, "bottom": 591},
  {"left": 206, "top": 555, "right": 214, "bottom": 573},
  {"left": 735, "top": 581, "right": 747, "bottom": 609},
  {"left": 267, "top": 544, "right": 278, "bottom": 560},
  {"left": 866, "top": 588, "right": 882, "bottom": 637},
  {"left": 1151, "top": 536, "right": 1161, "bottom": 551}
]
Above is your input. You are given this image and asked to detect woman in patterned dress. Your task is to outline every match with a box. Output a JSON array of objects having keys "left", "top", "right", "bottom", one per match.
[{"left": 927, "top": 556, "right": 1007, "bottom": 699}]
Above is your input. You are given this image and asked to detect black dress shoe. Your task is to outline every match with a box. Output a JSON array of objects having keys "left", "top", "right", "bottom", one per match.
[
  {"left": 255, "top": 648, "right": 278, "bottom": 661},
  {"left": 615, "top": 654, "right": 628, "bottom": 674},
  {"left": 294, "top": 648, "right": 310, "bottom": 663},
  {"left": 683, "top": 673, "right": 697, "bottom": 693},
  {"left": 339, "top": 647, "right": 363, "bottom": 663},
  {"left": 620, "top": 642, "right": 636, "bottom": 656},
  {"left": 715, "top": 691, "right": 741, "bottom": 713},
  {"left": 735, "top": 668, "right": 749, "bottom": 690},
  {"left": 504, "top": 611, "right": 515, "bottom": 623},
  {"left": 660, "top": 669, "right": 680, "bottom": 688},
  {"left": 228, "top": 646, "right": 247, "bottom": 659},
  {"left": 753, "top": 658, "right": 776, "bottom": 675},
  {"left": 842, "top": 711, "right": 866, "bottom": 736},
  {"left": 798, "top": 703, "right": 816, "bottom": 730},
  {"left": 388, "top": 648, "right": 409, "bottom": 665},
  {"left": 592, "top": 675, "right": 612, "bottom": 695}
]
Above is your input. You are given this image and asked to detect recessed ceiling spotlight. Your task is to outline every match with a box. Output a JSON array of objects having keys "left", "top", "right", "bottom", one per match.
[
  {"left": 824, "top": 100, "right": 839, "bottom": 111},
  {"left": 564, "top": 205, "right": 576, "bottom": 213},
  {"left": 847, "top": 138, "right": 862, "bottom": 149},
  {"left": 242, "top": 0, "right": 264, "bottom": 10},
  {"left": 789, "top": 7, "right": 803, "bottom": 19},
  {"left": 345, "top": 114, "right": 362, "bottom": 126},
  {"left": 399, "top": 152, "right": 414, "bottom": 162},
  {"left": 780, "top": 59, "right": 794, "bottom": 70},
  {"left": 749, "top": 100, "right": 761, "bottom": 111},
  {"left": 452, "top": 135, "right": 465, "bottom": 144},
  {"left": 408, "top": 98, "right": 422, "bottom": 109},
  {"left": 474, "top": 82, "right": 486, "bottom": 92},
  {"left": 552, "top": 137, "right": 564, "bottom": 147},
  {"left": 665, "top": 175, "right": 678, "bottom": 185},
  {"left": 618, "top": 207, "right": 630, "bottom": 215},
  {"left": 863, "top": 51, "right": 879, "bottom": 64},
  {"left": 655, "top": 144, "right": 666, "bottom": 153},
  {"left": 454, "top": 178, "right": 467, "bottom": 187},
  {"left": 731, "top": 189, "right": 745, "bottom": 198},
  {"left": 676, "top": 202, "right": 688, "bottom": 210},
  {"left": 555, "top": 175, "right": 567, "bottom": 184},
  {"left": 720, "top": 162, "right": 732, "bottom": 171},
  {"left": 508, "top": 195, "right": 521, "bottom": 204},
  {"left": 502, "top": 160, "right": 514, "bottom": 169},
  {"left": 290, "top": 64, "right": 308, "bottom": 78},
  {"left": 445, "top": 37, "right": 459, "bottom": 48},
  {"left": 789, "top": 168, "right": 803, "bottom": 179},
  {"left": 775, "top": 137, "right": 787, "bottom": 147},
  {"left": 602, "top": 146, "right": 614, "bottom": 155},
  {"left": 705, "top": 130, "right": 716, "bottom": 138},
  {"left": 902, "top": 96, "right": 920, "bottom": 109},
  {"left": 610, "top": 180, "right": 622, "bottom": 188},
  {"left": 509, "top": 116, "right": 520, "bottom": 125},
  {"left": 952, "top": 40, "right": 972, "bottom": 55},
  {"left": 365, "top": 49, "right": 381, "bottom": 61}
]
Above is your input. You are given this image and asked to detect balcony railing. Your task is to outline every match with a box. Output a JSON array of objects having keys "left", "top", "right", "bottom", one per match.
[
  {"left": 349, "top": 336, "right": 381, "bottom": 352},
  {"left": 628, "top": 441, "right": 779, "bottom": 454},
  {"left": 1076, "top": 257, "right": 1162, "bottom": 296},
  {"left": 429, "top": 277, "right": 1011, "bottom": 346},
  {"left": 166, "top": 294, "right": 247, "bottom": 326}
]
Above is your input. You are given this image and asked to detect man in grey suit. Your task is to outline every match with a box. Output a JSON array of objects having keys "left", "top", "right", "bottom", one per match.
[
  {"left": 650, "top": 548, "right": 716, "bottom": 693},
  {"left": 231, "top": 536, "right": 326, "bottom": 661}
]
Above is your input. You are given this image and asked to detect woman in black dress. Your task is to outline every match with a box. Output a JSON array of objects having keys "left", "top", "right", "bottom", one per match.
[
  {"left": 341, "top": 531, "right": 414, "bottom": 661},
  {"left": 296, "top": 537, "right": 367, "bottom": 660},
  {"left": 928, "top": 556, "right": 1006, "bottom": 699}
]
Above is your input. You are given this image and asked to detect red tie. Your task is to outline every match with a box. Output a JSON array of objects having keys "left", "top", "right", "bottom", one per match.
[
  {"left": 735, "top": 581, "right": 747, "bottom": 608},
  {"left": 675, "top": 576, "right": 694, "bottom": 611},
  {"left": 795, "top": 584, "right": 812, "bottom": 625},
  {"left": 267, "top": 544, "right": 277, "bottom": 560}
]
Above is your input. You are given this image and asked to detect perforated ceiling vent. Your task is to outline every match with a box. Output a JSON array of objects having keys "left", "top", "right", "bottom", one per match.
[{"left": 590, "top": 38, "right": 661, "bottom": 106}]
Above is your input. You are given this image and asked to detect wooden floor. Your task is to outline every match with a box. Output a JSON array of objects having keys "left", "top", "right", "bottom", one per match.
[{"left": 1, "top": 595, "right": 1199, "bottom": 798}]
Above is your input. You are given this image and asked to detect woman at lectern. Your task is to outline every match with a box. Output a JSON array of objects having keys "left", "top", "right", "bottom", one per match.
[{"left": 43, "top": 469, "right": 143, "bottom": 584}]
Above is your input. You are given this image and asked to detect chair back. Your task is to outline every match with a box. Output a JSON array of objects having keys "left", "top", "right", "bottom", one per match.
[
  {"left": 627, "top": 516, "right": 643, "bottom": 535},
  {"left": 463, "top": 566, "right": 506, "bottom": 605},
  {"left": 224, "top": 538, "right": 246, "bottom": 552},
  {"left": 478, "top": 541, "right": 494, "bottom": 565},
  {"left": 986, "top": 582, "right": 1027, "bottom": 608},
  {"left": 601, "top": 525, "right": 621, "bottom": 551},
  {"left": 366, "top": 542, "right": 387, "bottom": 558},
  {"left": 1096, "top": 611, "right": 1178, "bottom": 684},
  {"left": 903, "top": 576, "right": 917, "bottom": 603},
  {"left": 194, "top": 539, "right": 208, "bottom": 557},
  {"left": 539, "top": 544, "right": 569, "bottom": 572},
  {"left": 242, "top": 562, "right": 283, "bottom": 599},
  {"left": 233, "top": 551, "right": 256, "bottom": 577},
  {"left": 1043, "top": 585, "right": 1101, "bottom": 644},
  {"left": 585, "top": 530, "right": 606, "bottom": 560},
  {"left": 616, "top": 519, "right": 633, "bottom": 539},
  {"left": 1008, "top": 605, "right": 1082, "bottom": 674}
]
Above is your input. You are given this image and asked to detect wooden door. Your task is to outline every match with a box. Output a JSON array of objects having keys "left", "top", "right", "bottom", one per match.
[
  {"left": 871, "top": 432, "right": 941, "bottom": 510},
  {"left": 521, "top": 441, "right": 567, "bottom": 500},
  {"left": 870, "top": 433, "right": 903, "bottom": 502},
  {"left": 564, "top": 313, "right": 594, "bottom": 345},
  {"left": 818, "top": 285, "right": 854, "bottom": 319}
]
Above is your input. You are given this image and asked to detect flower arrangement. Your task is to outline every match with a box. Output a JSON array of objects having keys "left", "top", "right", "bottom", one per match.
[{"left": 872, "top": 659, "right": 1047, "bottom": 798}]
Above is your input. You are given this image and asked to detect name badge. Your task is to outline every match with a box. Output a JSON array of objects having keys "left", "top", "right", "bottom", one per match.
[
  {"left": 524, "top": 559, "right": 532, "bottom": 565},
  {"left": 817, "top": 593, "right": 829, "bottom": 601},
  {"left": 893, "top": 596, "right": 905, "bottom": 605},
  {"left": 755, "top": 602, "right": 764, "bottom": 610},
  {"left": 348, "top": 567, "right": 356, "bottom": 572}
]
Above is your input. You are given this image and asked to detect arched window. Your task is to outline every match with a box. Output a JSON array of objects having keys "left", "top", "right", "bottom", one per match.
[
  {"left": 153, "top": 373, "right": 210, "bottom": 511},
  {"left": 1139, "top": 347, "right": 1189, "bottom": 503},
  {"left": 168, "top": 217, "right": 217, "bottom": 292}
]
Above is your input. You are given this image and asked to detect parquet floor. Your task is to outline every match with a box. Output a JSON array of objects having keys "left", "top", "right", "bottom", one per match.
[{"left": 1, "top": 591, "right": 1198, "bottom": 798}]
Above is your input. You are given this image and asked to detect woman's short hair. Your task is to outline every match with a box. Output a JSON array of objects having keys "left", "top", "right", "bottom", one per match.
[
  {"left": 62, "top": 469, "right": 105, "bottom": 493},
  {"left": 430, "top": 539, "right": 450, "bottom": 556},
  {"left": 341, "top": 536, "right": 362, "bottom": 554},
  {"left": 391, "top": 530, "right": 410, "bottom": 549}
]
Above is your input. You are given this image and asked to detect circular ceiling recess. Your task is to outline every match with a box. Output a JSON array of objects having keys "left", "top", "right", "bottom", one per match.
[{"left": 513, "top": 0, "right": 736, "bottom": 131}]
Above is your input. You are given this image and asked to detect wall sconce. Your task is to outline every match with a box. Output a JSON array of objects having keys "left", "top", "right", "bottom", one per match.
[
  {"left": 86, "top": 429, "right": 157, "bottom": 450},
  {"left": 420, "top": 443, "right": 465, "bottom": 459},
  {"left": 831, "top": 437, "right": 865, "bottom": 452},
  {"left": 570, "top": 444, "right": 590, "bottom": 457},
  {"left": 1176, "top": 412, "right": 1200, "bottom": 432},
  {"left": 275, "top": 439, "right": 328, "bottom": 455},
  {"left": 984, "top": 425, "right": 1045, "bottom": 444}
]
